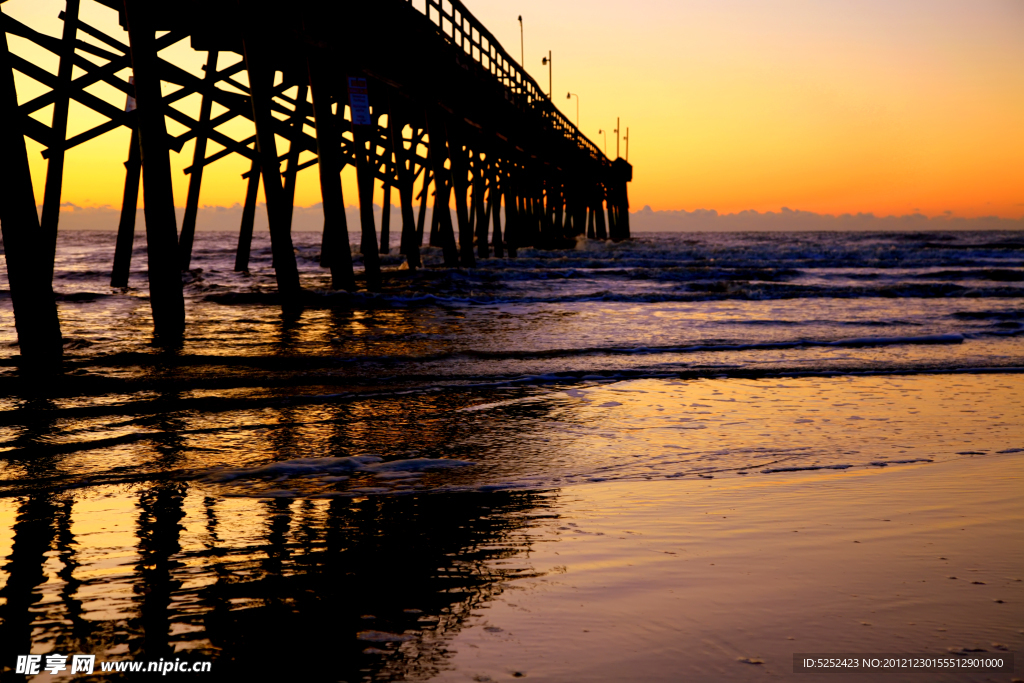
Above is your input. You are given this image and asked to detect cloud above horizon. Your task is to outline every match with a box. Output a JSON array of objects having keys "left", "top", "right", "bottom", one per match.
[
  {"left": 627, "top": 206, "right": 1024, "bottom": 232},
  {"left": 48, "top": 202, "right": 1024, "bottom": 233}
]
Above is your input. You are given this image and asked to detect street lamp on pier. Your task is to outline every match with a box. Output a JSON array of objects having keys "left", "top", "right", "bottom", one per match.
[
  {"left": 518, "top": 16, "right": 523, "bottom": 65},
  {"left": 541, "top": 51, "right": 552, "bottom": 98},
  {"left": 566, "top": 92, "right": 578, "bottom": 127}
]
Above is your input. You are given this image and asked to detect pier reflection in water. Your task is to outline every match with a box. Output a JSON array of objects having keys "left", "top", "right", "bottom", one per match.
[
  {"left": 0, "top": 481, "right": 552, "bottom": 679},
  {"left": 0, "top": 379, "right": 562, "bottom": 680}
]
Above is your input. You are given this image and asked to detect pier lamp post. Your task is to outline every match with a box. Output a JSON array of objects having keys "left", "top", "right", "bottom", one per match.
[
  {"left": 623, "top": 127, "right": 629, "bottom": 161},
  {"left": 598, "top": 129, "right": 607, "bottom": 155},
  {"left": 567, "top": 92, "right": 579, "bottom": 127},
  {"left": 541, "top": 51, "right": 551, "bottom": 98},
  {"left": 518, "top": 16, "right": 523, "bottom": 65},
  {"left": 614, "top": 117, "right": 619, "bottom": 158}
]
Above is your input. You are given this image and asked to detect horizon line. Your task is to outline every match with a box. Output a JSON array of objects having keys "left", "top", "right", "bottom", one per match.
[{"left": 48, "top": 202, "right": 1024, "bottom": 223}]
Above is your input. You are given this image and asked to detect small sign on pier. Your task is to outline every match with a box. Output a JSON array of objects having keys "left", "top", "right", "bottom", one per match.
[{"left": 348, "top": 77, "right": 372, "bottom": 126}]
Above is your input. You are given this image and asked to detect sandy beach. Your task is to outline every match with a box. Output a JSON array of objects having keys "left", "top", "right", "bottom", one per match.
[{"left": 438, "top": 452, "right": 1023, "bottom": 682}]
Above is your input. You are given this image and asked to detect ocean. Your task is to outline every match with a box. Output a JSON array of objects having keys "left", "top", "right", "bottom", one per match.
[{"left": 0, "top": 229, "right": 1022, "bottom": 680}]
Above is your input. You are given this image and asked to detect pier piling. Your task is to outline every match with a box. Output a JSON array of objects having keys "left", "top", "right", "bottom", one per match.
[
  {"left": 124, "top": 0, "right": 186, "bottom": 338},
  {"left": 2, "top": 0, "right": 630, "bottom": 352},
  {"left": 0, "top": 18, "right": 63, "bottom": 367},
  {"left": 111, "top": 128, "right": 140, "bottom": 288}
]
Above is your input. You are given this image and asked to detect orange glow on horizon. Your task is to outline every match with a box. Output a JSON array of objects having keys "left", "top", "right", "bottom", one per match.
[{"left": 6, "top": 0, "right": 1023, "bottom": 220}]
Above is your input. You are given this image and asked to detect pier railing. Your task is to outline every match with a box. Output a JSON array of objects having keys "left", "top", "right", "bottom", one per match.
[{"left": 417, "top": 0, "right": 609, "bottom": 167}]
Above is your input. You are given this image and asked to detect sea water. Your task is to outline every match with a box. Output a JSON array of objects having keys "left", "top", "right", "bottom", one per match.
[{"left": 0, "top": 230, "right": 1021, "bottom": 679}]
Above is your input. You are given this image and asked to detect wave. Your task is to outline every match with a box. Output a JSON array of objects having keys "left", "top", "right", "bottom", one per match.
[
  {"left": 195, "top": 282, "right": 1024, "bottom": 309},
  {"left": 53, "top": 332, "right": 967, "bottom": 370},
  {"left": 390, "top": 333, "right": 970, "bottom": 362},
  {"left": 53, "top": 291, "right": 117, "bottom": 302},
  {"left": 919, "top": 240, "right": 1024, "bottom": 251},
  {"left": 816, "top": 269, "right": 1024, "bottom": 282},
  {"left": 951, "top": 309, "right": 1024, "bottom": 321},
  {"left": 911, "top": 269, "right": 1024, "bottom": 282},
  {"left": 0, "top": 364, "right": 1021, "bottom": 441}
]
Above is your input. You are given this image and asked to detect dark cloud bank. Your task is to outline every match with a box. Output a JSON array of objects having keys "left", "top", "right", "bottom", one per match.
[{"left": 51, "top": 202, "right": 1023, "bottom": 232}]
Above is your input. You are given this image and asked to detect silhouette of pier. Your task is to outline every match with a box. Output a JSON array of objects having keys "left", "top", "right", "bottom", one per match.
[{"left": 0, "top": 0, "right": 632, "bottom": 366}]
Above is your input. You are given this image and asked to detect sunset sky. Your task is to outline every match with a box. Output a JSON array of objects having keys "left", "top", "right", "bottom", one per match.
[{"left": 8, "top": 0, "right": 1024, "bottom": 220}]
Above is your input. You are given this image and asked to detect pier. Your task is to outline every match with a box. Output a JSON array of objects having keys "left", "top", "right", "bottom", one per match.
[{"left": 0, "top": 0, "right": 632, "bottom": 366}]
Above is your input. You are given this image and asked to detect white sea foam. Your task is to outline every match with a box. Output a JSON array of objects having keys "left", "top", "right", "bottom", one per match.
[
  {"left": 363, "top": 458, "right": 476, "bottom": 473},
  {"left": 760, "top": 465, "right": 853, "bottom": 473},
  {"left": 357, "top": 631, "right": 416, "bottom": 643}
]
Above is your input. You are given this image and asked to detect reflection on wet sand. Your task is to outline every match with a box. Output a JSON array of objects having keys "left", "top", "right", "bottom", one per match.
[
  {"left": 0, "top": 481, "right": 553, "bottom": 679},
  {"left": 0, "top": 377, "right": 561, "bottom": 679}
]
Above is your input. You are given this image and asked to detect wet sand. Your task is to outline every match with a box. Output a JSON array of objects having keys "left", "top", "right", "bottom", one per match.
[
  {"left": 0, "top": 374, "right": 1021, "bottom": 681},
  {"left": 440, "top": 454, "right": 1023, "bottom": 682}
]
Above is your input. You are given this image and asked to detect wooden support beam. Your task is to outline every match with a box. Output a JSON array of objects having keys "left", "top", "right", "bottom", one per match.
[
  {"left": 306, "top": 52, "right": 355, "bottom": 291},
  {"left": 376, "top": 98, "right": 396, "bottom": 257},
  {"left": 179, "top": 50, "right": 218, "bottom": 272},
  {"left": 447, "top": 126, "right": 475, "bottom": 267},
  {"left": 467, "top": 155, "right": 477, "bottom": 239},
  {"left": 111, "top": 127, "right": 140, "bottom": 287},
  {"left": 474, "top": 153, "right": 489, "bottom": 259},
  {"left": 354, "top": 148, "right": 381, "bottom": 288},
  {"left": 379, "top": 180, "right": 392, "bottom": 255},
  {"left": 490, "top": 162, "right": 504, "bottom": 258},
  {"left": 504, "top": 169, "right": 518, "bottom": 258},
  {"left": 551, "top": 181, "right": 564, "bottom": 241},
  {"left": 10, "top": 47, "right": 137, "bottom": 130},
  {"left": 537, "top": 189, "right": 547, "bottom": 245},
  {"left": 428, "top": 202, "right": 440, "bottom": 247},
  {"left": 234, "top": 157, "right": 259, "bottom": 272},
  {"left": 352, "top": 121, "right": 382, "bottom": 290},
  {"left": 239, "top": 33, "right": 303, "bottom": 316},
  {"left": 516, "top": 174, "right": 530, "bottom": 248},
  {"left": 388, "top": 107, "right": 421, "bottom": 270},
  {"left": 0, "top": 17, "right": 63, "bottom": 367},
  {"left": 572, "top": 183, "right": 587, "bottom": 238},
  {"left": 183, "top": 134, "right": 254, "bottom": 175},
  {"left": 24, "top": 39, "right": 243, "bottom": 161},
  {"left": 397, "top": 167, "right": 419, "bottom": 268},
  {"left": 616, "top": 182, "right": 631, "bottom": 240},
  {"left": 595, "top": 193, "right": 608, "bottom": 240},
  {"left": 39, "top": 0, "right": 79, "bottom": 285},
  {"left": 282, "top": 84, "right": 308, "bottom": 228},
  {"left": 532, "top": 188, "right": 545, "bottom": 248},
  {"left": 607, "top": 162, "right": 631, "bottom": 241},
  {"left": 607, "top": 197, "right": 618, "bottom": 239},
  {"left": 466, "top": 149, "right": 477, "bottom": 233},
  {"left": 511, "top": 184, "right": 523, "bottom": 250},
  {"left": 415, "top": 171, "right": 430, "bottom": 249},
  {"left": 5, "top": 10, "right": 117, "bottom": 63},
  {"left": 62, "top": 11, "right": 127, "bottom": 55},
  {"left": 521, "top": 173, "right": 532, "bottom": 250},
  {"left": 123, "top": 0, "right": 185, "bottom": 339},
  {"left": 425, "top": 111, "right": 459, "bottom": 267},
  {"left": 11, "top": 18, "right": 185, "bottom": 117}
]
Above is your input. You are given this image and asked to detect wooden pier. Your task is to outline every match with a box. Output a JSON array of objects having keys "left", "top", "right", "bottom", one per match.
[{"left": 0, "top": 0, "right": 632, "bottom": 367}]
